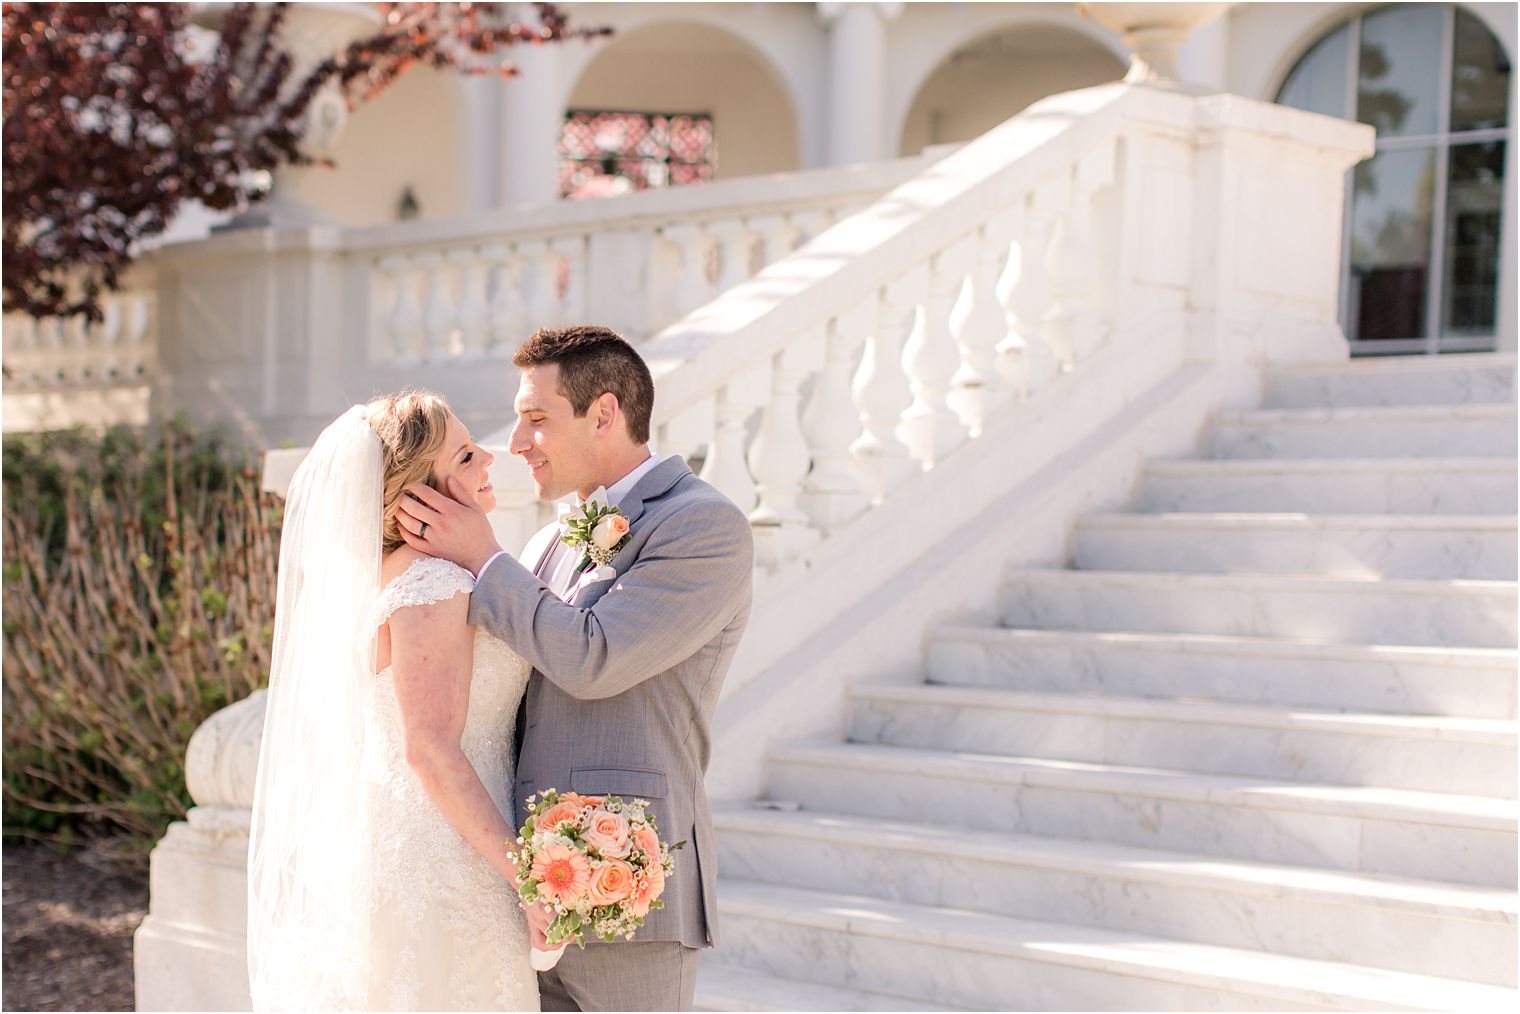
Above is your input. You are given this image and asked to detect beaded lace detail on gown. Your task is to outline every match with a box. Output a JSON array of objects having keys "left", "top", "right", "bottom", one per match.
[{"left": 359, "top": 557, "right": 537, "bottom": 1012}]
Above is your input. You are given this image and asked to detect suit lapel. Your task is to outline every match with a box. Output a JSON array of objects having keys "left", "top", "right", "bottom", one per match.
[
  {"left": 617, "top": 456, "right": 690, "bottom": 528},
  {"left": 563, "top": 457, "right": 692, "bottom": 603}
]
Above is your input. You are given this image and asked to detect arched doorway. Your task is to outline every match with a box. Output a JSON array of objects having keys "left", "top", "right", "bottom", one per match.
[
  {"left": 1276, "top": 4, "right": 1512, "bottom": 354},
  {"left": 897, "top": 23, "right": 1125, "bottom": 156},
  {"left": 561, "top": 21, "right": 802, "bottom": 198}
]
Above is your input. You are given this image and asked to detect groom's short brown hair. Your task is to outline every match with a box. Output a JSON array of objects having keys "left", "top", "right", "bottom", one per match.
[{"left": 513, "top": 325, "right": 655, "bottom": 444}]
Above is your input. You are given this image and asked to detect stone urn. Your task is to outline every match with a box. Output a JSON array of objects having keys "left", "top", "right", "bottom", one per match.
[
  {"left": 1077, "top": 3, "right": 1235, "bottom": 86},
  {"left": 191, "top": 2, "right": 384, "bottom": 227}
]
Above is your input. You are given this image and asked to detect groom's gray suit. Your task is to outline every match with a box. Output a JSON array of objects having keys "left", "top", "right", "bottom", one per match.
[{"left": 467, "top": 456, "right": 753, "bottom": 1011}]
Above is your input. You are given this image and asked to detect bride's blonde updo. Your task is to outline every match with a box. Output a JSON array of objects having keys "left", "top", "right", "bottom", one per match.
[{"left": 365, "top": 389, "right": 451, "bottom": 553}]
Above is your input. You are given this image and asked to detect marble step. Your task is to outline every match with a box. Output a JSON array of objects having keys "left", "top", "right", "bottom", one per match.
[
  {"left": 1141, "top": 457, "right": 1518, "bottom": 516},
  {"left": 717, "top": 880, "right": 1518, "bottom": 1011},
  {"left": 1000, "top": 569, "right": 1519, "bottom": 649},
  {"left": 926, "top": 627, "right": 1519, "bottom": 719},
  {"left": 766, "top": 742, "right": 1519, "bottom": 886},
  {"left": 1209, "top": 404, "right": 1517, "bottom": 459},
  {"left": 847, "top": 685, "right": 1518, "bottom": 797},
  {"left": 1074, "top": 513, "right": 1517, "bottom": 580},
  {"left": 695, "top": 961, "right": 960, "bottom": 1012},
  {"left": 1264, "top": 354, "right": 1516, "bottom": 409},
  {"left": 713, "top": 807, "right": 1519, "bottom": 987}
]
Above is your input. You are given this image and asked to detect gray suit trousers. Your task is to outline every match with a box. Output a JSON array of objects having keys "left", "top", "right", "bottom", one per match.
[{"left": 538, "top": 941, "right": 700, "bottom": 1012}]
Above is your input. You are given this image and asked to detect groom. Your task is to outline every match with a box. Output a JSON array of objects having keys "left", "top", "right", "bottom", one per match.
[{"left": 398, "top": 325, "right": 754, "bottom": 1011}]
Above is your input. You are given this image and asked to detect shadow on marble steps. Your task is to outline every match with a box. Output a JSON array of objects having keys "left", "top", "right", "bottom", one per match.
[
  {"left": 924, "top": 627, "right": 1519, "bottom": 719},
  {"left": 715, "top": 880, "right": 1519, "bottom": 1012},
  {"left": 1263, "top": 353, "right": 1517, "bottom": 409},
  {"left": 1072, "top": 512, "right": 1518, "bottom": 581},
  {"left": 713, "top": 806, "right": 1518, "bottom": 986},
  {"left": 1140, "top": 457, "right": 1519, "bottom": 516},
  {"left": 846, "top": 684, "right": 1518, "bottom": 797},
  {"left": 765, "top": 742, "right": 1519, "bottom": 887},
  {"left": 695, "top": 961, "right": 967, "bottom": 1012},
  {"left": 1208, "top": 404, "right": 1517, "bottom": 459},
  {"left": 999, "top": 569, "right": 1519, "bottom": 649}
]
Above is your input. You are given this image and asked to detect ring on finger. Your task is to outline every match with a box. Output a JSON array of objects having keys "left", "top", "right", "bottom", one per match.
[{"left": 419, "top": 521, "right": 429, "bottom": 539}]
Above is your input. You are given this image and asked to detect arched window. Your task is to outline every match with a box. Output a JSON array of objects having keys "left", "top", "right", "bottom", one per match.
[{"left": 1277, "top": 5, "right": 1510, "bottom": 354}]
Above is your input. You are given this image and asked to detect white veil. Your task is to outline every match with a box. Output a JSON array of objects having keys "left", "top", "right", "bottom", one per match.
[{"left": 247, "top": 406, "right": 383, "bottom": 1011}]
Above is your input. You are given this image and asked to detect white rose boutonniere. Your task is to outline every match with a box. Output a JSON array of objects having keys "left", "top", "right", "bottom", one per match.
[{"left": 562, "top": 502, "right": 632, "bottom": 581}]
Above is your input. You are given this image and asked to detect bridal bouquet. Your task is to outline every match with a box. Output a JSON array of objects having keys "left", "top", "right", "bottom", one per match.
[{"left": 510, "top": 789, "right": 680, "bottom": 970}]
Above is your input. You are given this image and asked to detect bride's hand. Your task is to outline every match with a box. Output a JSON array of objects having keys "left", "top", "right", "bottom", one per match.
[
  {"left": 523, "top": 898, "right": 554, "bottom": 947},
  {"left": 398, "top": 480, "right": 502, "bottom": 576}
]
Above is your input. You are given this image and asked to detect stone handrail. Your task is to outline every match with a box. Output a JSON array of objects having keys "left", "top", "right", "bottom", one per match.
[{"left": 637, "top": 83, "right": 1374, "bottom": 570}]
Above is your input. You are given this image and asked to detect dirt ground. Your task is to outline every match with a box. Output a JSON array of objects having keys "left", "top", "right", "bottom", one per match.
[{"left": 1, "top": 842, "right": 147, "bottom": 1013}]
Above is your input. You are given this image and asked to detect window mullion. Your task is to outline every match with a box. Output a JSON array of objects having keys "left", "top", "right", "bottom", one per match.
[{"left": 1425, "top": 4, "right": 1458, "bottom": 350}]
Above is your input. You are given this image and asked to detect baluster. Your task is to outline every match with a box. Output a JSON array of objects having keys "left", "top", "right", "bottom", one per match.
[
  {"left": 901, "top": 243, "right": 969, "bottom": 468},
  {"left": 1043, "top": 151, "right": 1113, "bottom": 367},
  {"left": 748, "top": 343, "right": 821, "bottom": 568},
  {"left": 380, "top": 255, "right": 424, "bottom": 365},
  {"left": 65, "top": 313, "right": 90, "bottom": 383},
  {"left": 97, "top": 298, "right": 124, "bottom": 380},
  {"left": 551, "top": 236, "right": 588, "bottom": 321},
  {"left": 520, "top": 240, "right": 562, "bottom": 330},
  {"left": 949, "top": 214, "right": 1016, "bottom": 436},
  {"left": 6, "top": 313, "right": 35, "bottom": 353},
  {"left": 662, "top": 225, "right": 715, "bottom": 320},
  {"left": 849, "top": 286, "right": 915, "bottom": 503},
  {"left": 750, "top": 214, "right": 801, "bottom": 268},
  {"left": 999, "top": 196, "right": 1058, "bottom": 390},
  {"left": 128, "top": 293, "right": 154, "bottom": 378},
  {"left": 788, "top": 209, "right": 832, "bottom": 247},
  {"left": 449, "top": 249, "right": 490, "bottom": 359},
  {"left": 6, "top": 314, "right": 36, "bottom": 387},
  {"left": 418, "top": 252, "right": 457, "bottom": 362},
  {"left": 37, "top": 318, "right": 63, "bottom": 386},
  {"left": 709, "top": 220, "right": 757, "bottom": 294},
  {"left": 801, "top": 309, "right": 869, "bottom": 531},
  {"left": 698, "top": 375, "right": 763, "bottom": 514},
  {"left": 483, "top": 244, "right": 526, "bottom": 355}
]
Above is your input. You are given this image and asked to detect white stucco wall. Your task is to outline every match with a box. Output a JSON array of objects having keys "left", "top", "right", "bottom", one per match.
[
  {"left": 897, "top": 21, "right": 1125, "bottom": 156},
  {"left": 293, "top": 66, "right": 467, "bottom": 227}
]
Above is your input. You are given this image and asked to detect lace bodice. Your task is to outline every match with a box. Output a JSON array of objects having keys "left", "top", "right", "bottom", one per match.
[{"left": 354, "top": 556, "right": 536, "bottom": 1012}]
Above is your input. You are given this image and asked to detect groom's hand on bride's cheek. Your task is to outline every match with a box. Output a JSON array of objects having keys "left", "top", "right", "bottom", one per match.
[{"left": 397, "top": 480, "right": 502, "bottom": 576}]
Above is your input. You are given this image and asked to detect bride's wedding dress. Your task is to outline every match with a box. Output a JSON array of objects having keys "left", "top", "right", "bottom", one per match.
[
  {"left": 358, "top": 557, "right": 539, "bottom": 1011},
  {"left": 249, "top": 408, "right": 538, "bottom": 1012}
]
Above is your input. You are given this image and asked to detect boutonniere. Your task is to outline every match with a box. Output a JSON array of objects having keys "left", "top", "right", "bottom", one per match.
[{"left": 561, "top": 501, "right": 631, "bottom": 581}]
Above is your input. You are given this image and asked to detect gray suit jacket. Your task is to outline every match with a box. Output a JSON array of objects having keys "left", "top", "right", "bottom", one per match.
[{"left": 468, "top": 456, "right": 753, "bottom": 949}]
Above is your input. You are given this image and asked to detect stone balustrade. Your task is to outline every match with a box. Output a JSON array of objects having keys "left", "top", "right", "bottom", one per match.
[
  {"left": 2, "top": 155, "right": 938, "bottom": 444},
  {"left": 2, "top": 279, "right": 158, "bottom": 432}
]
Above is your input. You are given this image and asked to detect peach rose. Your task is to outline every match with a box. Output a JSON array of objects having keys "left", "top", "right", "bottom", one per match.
[
  {"left": 535, "top": 801, "right": 586, "bottom": 836},
  {"left": 531, "top": 842, "right": 591, "bottom": 905},
  {"left": 633, "top": 825, "right": 661, "bottom": 860},
  {"left": 591, "top": 513, "right": 630, "bottom": 551},
  {"left": 627, "top": 863, "right": 666, "bottom": 919},
  {"left": 586, "top": 859, "right": 635, "bottom": 906},
  {"left": 560, "top": 793, "right": 603, "bottom": 809},
  {"left": 581, "top": 808, "right": 631, "bottom": 858}
]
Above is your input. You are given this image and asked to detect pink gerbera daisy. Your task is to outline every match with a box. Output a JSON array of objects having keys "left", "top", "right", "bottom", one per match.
[{"left": 532, "top": 842, "right": 592, "bottom": 904}]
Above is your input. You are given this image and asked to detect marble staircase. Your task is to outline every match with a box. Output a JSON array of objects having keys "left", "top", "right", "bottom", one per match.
[{"left": 697, "top": 353, "right": 1520, "bottom": 1011}]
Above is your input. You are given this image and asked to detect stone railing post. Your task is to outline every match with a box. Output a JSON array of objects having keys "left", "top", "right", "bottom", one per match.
[{"left": 133, "top": 691, "right": 266, "bottom": 1012}]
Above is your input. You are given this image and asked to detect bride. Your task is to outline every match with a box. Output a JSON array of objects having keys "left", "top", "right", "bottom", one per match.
[{"left": 246, "top": 391, "right": 539, "bottom": 1011}]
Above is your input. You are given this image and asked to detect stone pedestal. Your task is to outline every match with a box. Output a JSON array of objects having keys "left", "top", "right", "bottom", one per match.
[{"left": 133, "top": 691, "right": 266, "bottom": 1012}]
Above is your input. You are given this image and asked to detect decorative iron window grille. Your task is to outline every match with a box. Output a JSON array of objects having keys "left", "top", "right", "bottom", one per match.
[{"left": 558, "top": 110, "right": 716, "bottom": 200}]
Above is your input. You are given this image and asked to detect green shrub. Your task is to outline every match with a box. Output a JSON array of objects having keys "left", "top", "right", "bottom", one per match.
[{"left": 2, "top": 419, "right": 281, "bottom": 851}]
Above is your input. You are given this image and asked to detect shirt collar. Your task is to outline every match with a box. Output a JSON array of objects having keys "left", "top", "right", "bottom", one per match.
[{"left": 571, "top": 452, "right": 662, "bottom": 511}]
